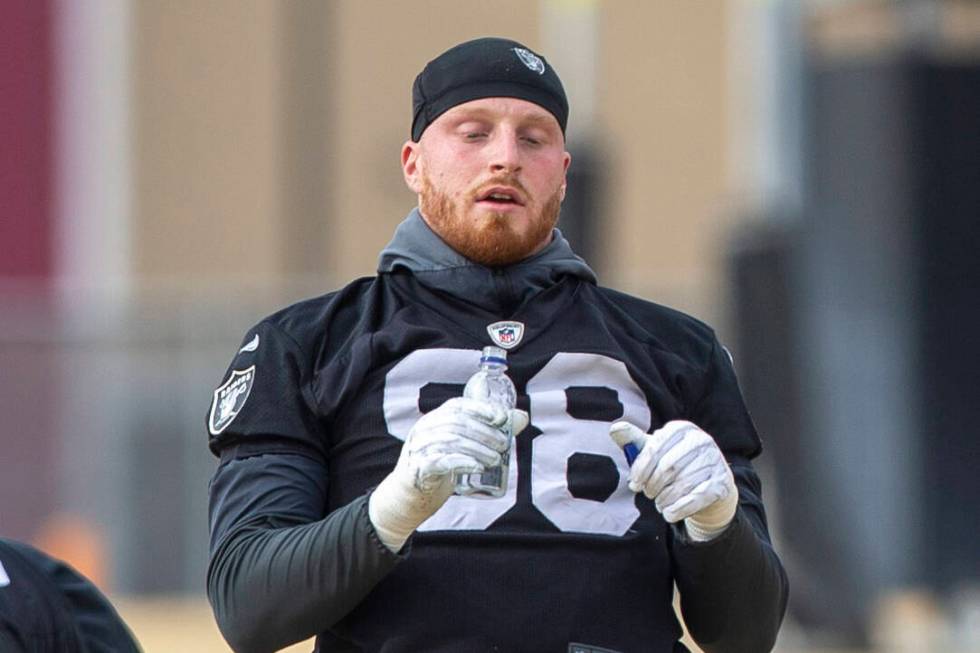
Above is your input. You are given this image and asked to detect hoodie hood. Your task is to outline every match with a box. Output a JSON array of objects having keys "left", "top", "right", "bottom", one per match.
[{"left": 378, "top": 208, "right": 596, "bottom": 314}]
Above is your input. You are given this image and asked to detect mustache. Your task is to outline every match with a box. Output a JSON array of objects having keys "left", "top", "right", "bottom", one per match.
[{"left": 470, "top": 175, "right": 530, "bottom": 201}]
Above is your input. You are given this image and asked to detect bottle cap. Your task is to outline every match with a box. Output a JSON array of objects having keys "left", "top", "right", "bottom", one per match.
[{"left": 480, "top": 346, "right": 507, "bottom": 365}]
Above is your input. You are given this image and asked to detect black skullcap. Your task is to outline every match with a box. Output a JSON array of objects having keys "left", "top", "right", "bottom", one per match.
[{"left": 411, "top": 37, "right": 568, "bottom": 142}]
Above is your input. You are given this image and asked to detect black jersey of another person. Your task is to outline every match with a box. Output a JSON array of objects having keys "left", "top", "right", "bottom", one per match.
[
  {"left": 208, "top": 209, "right": 775, "bottom": 652},
  {"left": 0, "top": 539, "right": 141, "bottom": 653}
]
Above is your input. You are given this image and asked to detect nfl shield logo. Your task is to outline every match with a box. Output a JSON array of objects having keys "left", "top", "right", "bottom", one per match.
[
  {"left": 208, "top": 366, "right": 256, "bottom": 435},
  {"left": 487, "top": 321, "right": 525, "bottom": 350}
]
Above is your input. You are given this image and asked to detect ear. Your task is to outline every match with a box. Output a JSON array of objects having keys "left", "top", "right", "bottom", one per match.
[
  {"left": 401, "top": 140, "right": 423, "bottom": 194},
  {"left": 559, "top": 150, "right": 571, "bottom": 201}
]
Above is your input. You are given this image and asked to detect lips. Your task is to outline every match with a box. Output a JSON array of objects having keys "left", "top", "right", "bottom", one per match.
[{"left": 476, "top": 186, "right": 525, "bottom": 206}]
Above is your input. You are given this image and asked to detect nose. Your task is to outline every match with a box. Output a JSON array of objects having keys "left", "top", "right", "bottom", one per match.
[{"left": 488, "top": 130, "right": 522, "bottom": 174}]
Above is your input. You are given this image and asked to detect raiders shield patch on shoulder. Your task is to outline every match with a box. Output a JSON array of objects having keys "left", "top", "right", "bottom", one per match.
[{"left": 208, "top": 366, "right": 255, "bottom": 435}]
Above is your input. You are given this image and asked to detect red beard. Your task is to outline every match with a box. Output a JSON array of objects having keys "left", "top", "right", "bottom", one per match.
[{"left": 418, "top": 173, "right": 562, "bottom": 267}]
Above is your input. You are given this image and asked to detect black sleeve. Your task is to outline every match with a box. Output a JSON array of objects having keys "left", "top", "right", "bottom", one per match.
[
  {"left": 670, "top": 337, "right": 789, "bottom": 652},
  {"left": 207, "top": 452, "right": 403, "bottom": 653},
  {"left": 206, "top": 321, "right": 403, "bottom": 652}
]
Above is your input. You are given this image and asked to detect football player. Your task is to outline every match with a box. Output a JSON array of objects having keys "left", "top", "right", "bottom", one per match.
[{"left": 207, "top": 37, "right": 788, "bottom": 653}]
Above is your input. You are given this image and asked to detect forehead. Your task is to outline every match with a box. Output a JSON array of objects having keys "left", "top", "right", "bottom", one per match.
[{"left": 432, "top": 97, "right": 561, "bottom": 130}]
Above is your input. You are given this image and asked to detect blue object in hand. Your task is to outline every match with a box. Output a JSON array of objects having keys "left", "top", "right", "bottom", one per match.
[{"left": 622, "top": 442, "right": 640, "bottom": 466}]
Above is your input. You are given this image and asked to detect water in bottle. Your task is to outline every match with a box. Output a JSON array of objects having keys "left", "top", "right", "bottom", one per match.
[{"left": 454, "top": 346, "right": 516, "bottom": 498}]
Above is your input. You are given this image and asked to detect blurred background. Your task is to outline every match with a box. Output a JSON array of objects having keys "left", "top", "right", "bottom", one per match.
[{"left": 2, "top": 0, "right": 978, "bottom": 651}]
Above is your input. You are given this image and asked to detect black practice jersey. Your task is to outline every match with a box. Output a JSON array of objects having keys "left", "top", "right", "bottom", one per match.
[
  {"left": 0, "top": 539, "right": 141, "bottom": 653},
  {"left": 207, "top": 270, "right": 786, "bottom": 652}
]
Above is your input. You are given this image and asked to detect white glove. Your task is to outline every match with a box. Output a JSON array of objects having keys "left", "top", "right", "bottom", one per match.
[
  {"left": 609, "top": 420, "right": 737, "bottom": 542},
  {"left": 369, "top": 397, "right": 529, "bottom": 552}
]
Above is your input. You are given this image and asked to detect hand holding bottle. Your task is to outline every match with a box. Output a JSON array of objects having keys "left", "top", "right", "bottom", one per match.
[{"left": 369, "top": 395, "right": 527, "bottom": 552}]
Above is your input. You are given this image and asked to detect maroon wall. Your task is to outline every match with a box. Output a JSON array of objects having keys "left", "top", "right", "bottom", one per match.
[{"left": 0, "top": 0, "right": 55, "bottom": 279}]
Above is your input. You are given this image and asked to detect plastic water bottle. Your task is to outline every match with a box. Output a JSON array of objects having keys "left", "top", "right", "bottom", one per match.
[{"left": 454, "top": 346, "right": 516, "bottom": 498}]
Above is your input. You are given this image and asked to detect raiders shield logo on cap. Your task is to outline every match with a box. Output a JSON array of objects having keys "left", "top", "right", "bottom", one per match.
[
  {"left": 208, "top": 366, "right": 255, "bottom": 435},
  {"left": 487, "top": 320, "right": 525, "bottom": 350},
  {"left": 512, "top": 47, "right": 546, "bottom": 75}
]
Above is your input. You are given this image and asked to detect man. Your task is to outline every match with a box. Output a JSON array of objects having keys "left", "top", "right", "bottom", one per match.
[
  {"left": 207, "top": 37, "right": 788, "bottom": 653},
  {"left": 0, "top": 538, "right": 141, "bottom": 652}
]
